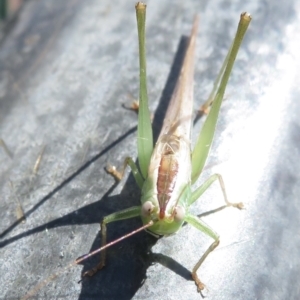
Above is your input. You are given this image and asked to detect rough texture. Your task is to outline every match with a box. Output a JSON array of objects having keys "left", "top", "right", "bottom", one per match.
[{"left": 1, "top": 0, "right": 300, "bottom": 299}]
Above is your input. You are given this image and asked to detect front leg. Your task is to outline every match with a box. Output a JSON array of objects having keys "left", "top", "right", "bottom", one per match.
[
  {"left": 184, "top": 173, "right": 243, "bottom": 291},
  {"left": 81, "top": 206, "right": 141, "bottom": 278},
  {"left": 184, "top": 213, "right": 220, "bottom": 292}
]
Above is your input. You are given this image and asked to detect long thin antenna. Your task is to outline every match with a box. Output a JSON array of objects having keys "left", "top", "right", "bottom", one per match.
[
  {"left": 22, "top": 220, "right": 154, "bottom": 300},
  {"left": 76, "top": 220, "right": 154, "bottom": 264}
]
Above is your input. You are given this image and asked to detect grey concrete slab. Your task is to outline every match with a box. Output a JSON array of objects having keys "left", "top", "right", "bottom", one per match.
[{"left": 0, "top": 0, "right": 299, "bottom": 299}]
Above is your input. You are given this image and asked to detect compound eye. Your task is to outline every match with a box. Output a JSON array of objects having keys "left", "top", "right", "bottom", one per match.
[
  {"left": 141, "top": 201, "right": 154, "bottom": 217},
  {"left": 174, "top": 206, "right": 185, "bottom": 222}
]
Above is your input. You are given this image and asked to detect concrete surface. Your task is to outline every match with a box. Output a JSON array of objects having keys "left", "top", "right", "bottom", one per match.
[{"left": 1, "top": 0, "right": 300, "bottom": 299}]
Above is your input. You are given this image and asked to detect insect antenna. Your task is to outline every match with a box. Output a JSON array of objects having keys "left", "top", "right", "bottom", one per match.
[
  {"left": 75, "top": 220, "right": 154, "bottom": 264},
  {"left": 22, "top": 220, "right": 154, "bottom": 300}
]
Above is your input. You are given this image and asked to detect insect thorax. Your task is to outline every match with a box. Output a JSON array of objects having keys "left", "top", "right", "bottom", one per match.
[{"left": 153, "top": 134, "right": 191, "bottom": 218}]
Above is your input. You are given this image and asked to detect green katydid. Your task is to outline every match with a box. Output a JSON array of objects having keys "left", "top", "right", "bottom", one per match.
[
  {"left": 23, "top": 3, "right": 251, "bottom": 298},
  {"left": 80, "top": 2, "right": 251, "bottom": 291}
]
